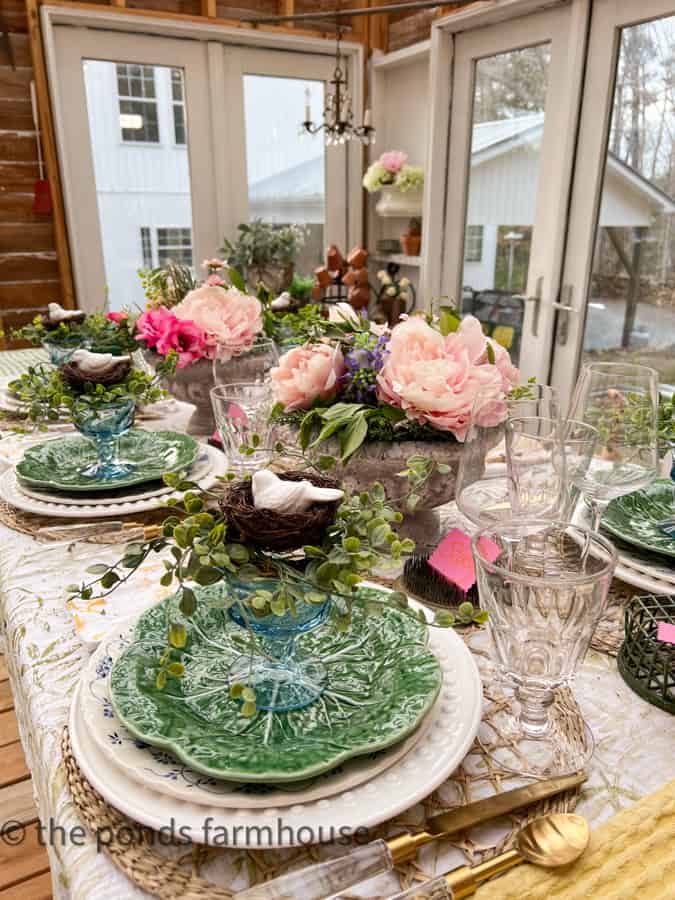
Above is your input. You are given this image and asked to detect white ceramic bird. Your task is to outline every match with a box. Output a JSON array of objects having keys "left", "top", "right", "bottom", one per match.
[
  {"left": 270, "top": 292, "right": 292, "bottom": 311},
  {"left": 252, "top": 470, "right": 343, "bottom": 514},
  {"left": 46, "top": 302, "right": 86, "bottom": 324},
  {"left": 69, "top": 349, "right": 132, "bottom": 374}
]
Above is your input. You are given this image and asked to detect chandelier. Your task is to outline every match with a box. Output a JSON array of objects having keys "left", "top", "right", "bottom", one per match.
[{"left": 300, "top": 22, "right": 375, "bottom": 146}]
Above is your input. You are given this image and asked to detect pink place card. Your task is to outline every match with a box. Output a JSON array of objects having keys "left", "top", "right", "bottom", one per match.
[
  {"left": 428, "top": 527, "right": 501, "bottom": 593},
  {"left": 656, "top": 622, "right": 675, "bottom": 646}
]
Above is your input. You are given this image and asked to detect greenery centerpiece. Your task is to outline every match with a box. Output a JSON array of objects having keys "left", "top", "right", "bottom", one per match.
[
  {"left": 12, "top": 305, "right": 138, "bottom": 365},
  {"left": 67, "top": 443, "right": 444, "bottom": 714},
  {"left": 269, "top": 308, "right": 520, "bottom": 528},
  {"left": 220, "top": 219, "right": 307, "bottom": 294},
  {"left": 9, "top": 350, "right": 176, "bottom": 479}
]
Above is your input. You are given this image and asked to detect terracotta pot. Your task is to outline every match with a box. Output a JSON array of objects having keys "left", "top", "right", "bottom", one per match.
[{"left": 400, "top": 234, "right": 421, "bottom": 256}]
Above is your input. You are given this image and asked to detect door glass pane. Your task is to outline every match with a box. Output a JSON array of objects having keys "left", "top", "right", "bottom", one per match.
[
  {"left": 580, "top": 16, "right": 675, "bottom": 391},
  {"left": 460, "top": 45, "right": 551, "bottom": 365},
  {"left": 243, "top": 75, "right": 325, "bottom": 279},
  {"left": 83, "top": 60, "right": 194, "bottom": 311}
]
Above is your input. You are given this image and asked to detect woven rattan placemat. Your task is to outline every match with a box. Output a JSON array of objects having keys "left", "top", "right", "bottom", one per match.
[{"left": 62, "top": 673, "right": 584, "bottom": 898}]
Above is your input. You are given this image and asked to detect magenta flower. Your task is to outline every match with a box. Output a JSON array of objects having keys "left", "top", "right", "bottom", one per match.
[
  {"left": 155, "top": 318, "right": 207, "bottom": 368},
  {"left": 135, "top": 307, "right": 174, "bottom": 350},
  {"left": 106, "top": 311, "right": 128, "bottom": 324}
]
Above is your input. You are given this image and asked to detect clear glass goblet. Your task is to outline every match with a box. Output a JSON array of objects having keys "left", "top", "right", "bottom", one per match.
[
  {"left": 72, "top": 398, "right": 135, "bottom": 480},
  {"left": 456, "top": 387, "right": 561, "bottom": 528},
  {"left": 505, "top": 416, "right": 567, "bottom": 520},
  {"left": 567, "top": 362, "right": 659, "bottom": 531},
  {"left": 210, "top": 382, "right": 275, "bottom": 474},
  {"left": 472, "top": 519, "right": 617, "bottom": 776},
  {"left": 212, "top": 339, "right": 279, "bottom": 386}
]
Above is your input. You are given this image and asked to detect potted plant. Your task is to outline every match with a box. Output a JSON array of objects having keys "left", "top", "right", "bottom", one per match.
[
  {"left": 362, "top": 151, "right": 424, "bottom": 218},
  {"left": 401, "top": 217, "right": 422, "bottom": 257},
  {"left": 269, "top": 309, "right": 519, "bottom": 539},
  {"left": 221, "top": 220, "right": 307, "bottom": 294}
]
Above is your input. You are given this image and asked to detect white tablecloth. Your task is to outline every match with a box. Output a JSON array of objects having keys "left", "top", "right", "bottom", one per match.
[{"left": 1, "top": 353, "right": 674, "bottom": 898}]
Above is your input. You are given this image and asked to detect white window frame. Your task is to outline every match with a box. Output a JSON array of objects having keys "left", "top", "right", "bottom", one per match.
[
  {"left": 116, "top": 63, "right": 160, "bottom": 144},
  {"left": 42, "top": 5, "right": 364, "bottom": 311},
  {"left": 156, "top": 226, "right": 194, "bottom": 268},
  {"left": 423, "top": 0, "right": 591, "bottom": 383},
  {"left": 549, "top": 0, "right": 675, "bottom": 402}
]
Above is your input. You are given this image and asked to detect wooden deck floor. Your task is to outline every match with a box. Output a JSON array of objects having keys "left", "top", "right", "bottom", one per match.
[{"left": 0, "top": 655, "right": 53, "bottom": 899}]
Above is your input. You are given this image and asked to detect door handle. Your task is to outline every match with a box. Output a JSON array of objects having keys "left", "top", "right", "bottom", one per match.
[
  {"left": 514, "top": 276, "right": 543, "bottom": 337},
  {"left": 554, "top": 285, "right": 575, "bottom": 345}
]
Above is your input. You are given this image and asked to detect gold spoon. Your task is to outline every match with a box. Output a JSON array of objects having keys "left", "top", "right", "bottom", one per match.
[{"left": 387, "top": 813, "right": 590, "bottom": 899}]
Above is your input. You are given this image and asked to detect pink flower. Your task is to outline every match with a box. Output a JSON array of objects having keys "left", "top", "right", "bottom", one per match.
[
  {"left": 202, "top": 257, "right": 226, "bottom": 270},
  {"left": 454, "top": 316, "right": 520, "bottom": 392},
  {"left": 135, "top": 307, "right": 174, "bottom": 350},
  {"left": 271, "top": 344, "right": 345, "bottom": 411},
  {"left": 155, "top": 318, "right": 207, "bottom": 368},
  {"left": 173, "top": 286, "right": 262, "bottom": 360},
  {"left": 376, "top": 316, "right": 507, "bottom": 441},
  {"left": 106, "top": 311, "right": 128, "bottom": 324},
  {"left": 379, "top": 150, "right": 408, "bottom": 174},
  {"left": 205, "top": 273, "right": 226, "bottom": 286}
]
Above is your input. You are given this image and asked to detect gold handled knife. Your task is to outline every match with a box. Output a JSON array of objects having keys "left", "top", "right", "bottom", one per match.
[{"left": 386, "top": 771, "right": 586, "bottom": 862}]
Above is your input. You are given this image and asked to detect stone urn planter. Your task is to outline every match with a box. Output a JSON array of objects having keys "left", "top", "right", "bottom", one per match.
[
  {"left": 143, "top": 352, "right": 214, "bottom": 435},
  {"left": 375, "top": 185, "right": 423, "bottom": 218},
  {"left": 313, "top": 437, "right": 465, "bottom": 545}
]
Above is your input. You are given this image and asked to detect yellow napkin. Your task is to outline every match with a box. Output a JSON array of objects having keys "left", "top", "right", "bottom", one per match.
[{"left": 476, "top": 779, "right": 675, "bottom": 900}]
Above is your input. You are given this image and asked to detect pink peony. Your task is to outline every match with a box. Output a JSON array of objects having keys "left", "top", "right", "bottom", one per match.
[
  {"left": 379, "top": 150, "right": 408, "bottom": 174},
  {"left": 454, "top": 315, "right": 520, "bottom": 392},
  {"left": 376, "top": 316, "right": 509, "bottom": 441},
  {"left": 173, "top": 286, "right": 262, "bottom": 360},
  {"left": 135, "top": 307, "right": 174, "bottom": 350},
  {"left": 155, "top": 318, "right": 207, "bottom": 368},
  {"left": 271, "top": 344, "right": 345, "bottom": 411},
  {"left": 106, "top": 311, "right": 128, "bottom": 324}
]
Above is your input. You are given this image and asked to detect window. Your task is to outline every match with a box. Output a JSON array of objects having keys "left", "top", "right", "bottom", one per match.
[
  {"left": 140, "top": 227, "right": 153, "bottom": 268},
  {"left": 465, "top": 225, "right": 484, "bottom": 262},
  {"left": 171, "top": 69, "right": 186, "bottom": 145},
  {"left": 157, "top": 227, "right": 193, "bottom": 267},
  {"left": 116, "top": 63, "right": 159, "bottom": 143}
]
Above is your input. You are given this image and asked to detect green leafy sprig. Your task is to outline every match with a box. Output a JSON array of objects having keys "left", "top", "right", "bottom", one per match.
[{"left": 7, "top": 353, "right": 177, "bottom": 425}]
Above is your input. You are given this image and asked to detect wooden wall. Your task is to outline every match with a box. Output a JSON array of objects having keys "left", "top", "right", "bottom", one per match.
[
  {"left": 1, "top": 3, "right": 59, "bottom": 339},
  {"left": 0, "top": 0, "right": 451, "bottom": 345}
]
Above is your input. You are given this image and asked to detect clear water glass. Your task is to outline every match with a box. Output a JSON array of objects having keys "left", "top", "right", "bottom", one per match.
[
  {"left": 567, "top": 362, "right": 659, "bottom": 531},
  {"left": 212, "top": 340, "right": 279, "bottom": 386},
  {"left": 506, "top": 384, "right": 560, "bottom": 420},
  {"left": 72, "top": 398, "right": 135, "bottom": 480},
  {"left": 505, "top": 416, "right": 566, "bottom": 520},
  {"left": 210, "top": 382, "right": 275, "bottom": 473},
  {"left": 456, "top": 387, "right": 561, "bottom": 527},
  {"left": 472, "top": 519, "right": 617, "bottom": 776}
]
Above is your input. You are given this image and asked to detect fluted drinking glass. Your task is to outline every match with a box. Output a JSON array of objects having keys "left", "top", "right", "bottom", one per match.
[
  {"left": 567, "top": 362, "right": 659, "bottom": 532},
  {"left": 472, "top": 520, "right": 617, "bottom": 776}
]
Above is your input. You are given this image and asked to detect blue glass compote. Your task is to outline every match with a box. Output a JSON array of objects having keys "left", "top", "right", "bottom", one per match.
[
  {"left": 228, "top": 577, "right": 331, "bottom": 712},
  {"left": 72, "top": 398, "right": 135, "bottom": 481},
  {"left": 43, "top": 335, "right": 86, "bottom": 366}
]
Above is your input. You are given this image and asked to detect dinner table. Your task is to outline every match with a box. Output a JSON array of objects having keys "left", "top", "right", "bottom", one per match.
[{"left": 0, "top": 348, "right": 673, "bottom": 900}]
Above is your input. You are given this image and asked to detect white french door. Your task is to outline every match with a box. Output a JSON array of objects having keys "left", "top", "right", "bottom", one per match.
[
  {"left": 49, "top": 24, "right": 363, "bottom": 312},
  {"left": 550, "top": 0, "right": 675, "bottom": 404},
  {"left": 430, "top": 0, "right": 675, "bottom": 403},
  {"left": 51, "top": 28, "right": 217, "bottom": 312},
  {"left": 432, "top": 0, "right": 590, "bottom": 382}
]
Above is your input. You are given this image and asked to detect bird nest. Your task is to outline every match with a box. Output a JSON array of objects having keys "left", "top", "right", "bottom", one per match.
[{"left": 221, "top": 471, "right": 342, "bottom": 552}]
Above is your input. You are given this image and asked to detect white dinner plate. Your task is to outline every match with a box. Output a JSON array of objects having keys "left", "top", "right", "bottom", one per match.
[
  {"left": 69, "top": 600, "right": 483, "bottom": 847},
  {"left": 0, "top": 443, "right": 228, "bottom": 519}
]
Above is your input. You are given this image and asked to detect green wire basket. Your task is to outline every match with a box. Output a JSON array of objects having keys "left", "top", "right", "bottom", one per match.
[{"left": 618, "top": 594, "right": 675, "bottom": 715}]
